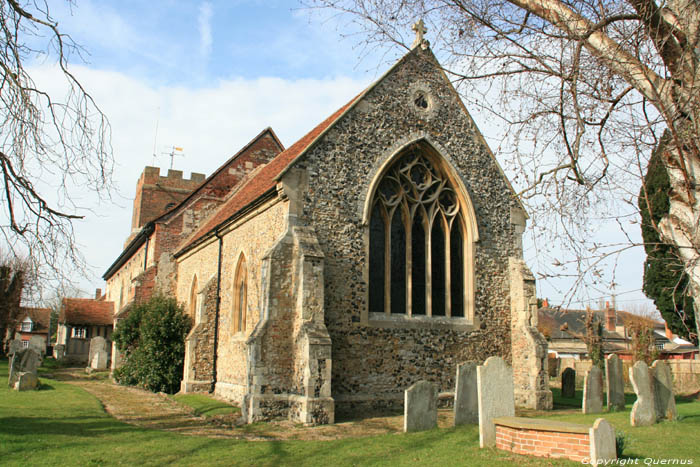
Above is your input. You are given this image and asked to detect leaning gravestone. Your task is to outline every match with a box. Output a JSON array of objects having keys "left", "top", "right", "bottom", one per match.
[
  {"left": 454, "top": 362, "right": 478, "bottom": 425},
  {"left": 88, "top": 337, "right": 109, "bottom": 370},
  {"left": 404, "top": 380, "right": 438, "bottom": 432},
  {"left": 583, "top": 366, "right": 604, "bottom": 414},
  {"left": 53, "top": 344, "right": 65, "bottom": 360},
  {"left": 605, "top": 354, "right": 625, "bottom": 411},
  {"left": 630, "top": 361, "right": 655, "bottom": 426},
  {"left": 477, "top": 356, "right": 515, "bottom": 448},
  {"left": 8, "top": 348, "right": 40, "bottom": 388},
  {"left": 561, "top": 367, "right": 576, "bottom": 399},
  {"left": 28, "top": 335, "right": 45, "bottom": 356},
  {"left": 651, "top": 360, "right": 677, "bottom": 421}
]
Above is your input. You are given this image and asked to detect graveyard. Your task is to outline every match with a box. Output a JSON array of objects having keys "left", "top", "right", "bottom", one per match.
[{"left": 1, "top": 357, "right": 699, "bottom": 466}]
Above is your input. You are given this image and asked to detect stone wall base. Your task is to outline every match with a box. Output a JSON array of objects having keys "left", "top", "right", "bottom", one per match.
[
  {"left": 515, "top": 389, "right": 554, "bottom": 411},
  {"left": 214, "top": 381, "right": 246, "bottom": 404},
  {"left": 244, "top": 393, "right": 335, "bottom": 425},
  {"left": 180, "top": 380, "right": 212, "bottom": 393}
]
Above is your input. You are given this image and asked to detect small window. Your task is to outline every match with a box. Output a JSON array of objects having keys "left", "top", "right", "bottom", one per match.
[
  {"left": 22, "top": 341, "right": 29, "bottom": 348},
  {"left": 233, "top": 254, "right": 247, "bottom": 333},
  {"left": 72, "top": 327, "right": 87, "bottom": 339},
  {"left": 21, "top": 319, "right": 33, "bottom": 332}
]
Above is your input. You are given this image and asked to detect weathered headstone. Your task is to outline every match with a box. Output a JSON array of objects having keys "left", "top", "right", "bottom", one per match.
[
  {"left": 651, "top": 360, "right": 677, "bottom": 421},
  {"left": 14, "top": 372, "right": 39, "bottom": 391},
  {"left": 404, "top": 380, "right": 437, "bottom": 432},
  {"left": 477, "top": 356, "right": 515, "bottom": 448},
  {"left": 630, "top": 361, "right": 655, "bottom": 426},
  {"left": 88, "top": 336, "right": 109, "bottom": 370},
  {"left": 561, "top": 367, "right": 576, "bottom": 399},
  {"left": 589, "top": 418, "right": 617, "bottom": 463},
  {"left": 28, "top": 335, "right": 45, "bottom": 356},
  {"left": 8, "top": 348, "right": 40, "bottom": 388},
  {"left": 53, "top": 344, "right": 65, "bottom": 360},
  {"left": 583, "top": 366, "right": 604, "bottom": 414},
  {"left": 605, "top": 354, "right": 625, "bottom": 411},
  {"left": 8, "top": 339, "right": 23, "bottom": 356},
  {"left": 454, "top": 362, "right": 478, "bottom": 425}
]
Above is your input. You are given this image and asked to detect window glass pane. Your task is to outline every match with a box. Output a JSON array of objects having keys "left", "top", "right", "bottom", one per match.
[
  {"left": 431, "top": 217, "right": 446, "bottom": 316},
  {"left": 411, "top": 210, "right": 426, "bottom": 315},
  {"left": 451, "top": 220, "right": 464, "bottom": 317},
  {"left": 369, "top": 203, "right": 386, "bottom": 313},
  {"left": 390, "top": 209, "right": 406, "bottom": 314}
]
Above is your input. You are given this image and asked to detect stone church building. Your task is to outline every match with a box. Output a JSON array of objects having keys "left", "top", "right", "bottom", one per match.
[{"left": 103, "top": 37, "right": 551, "bottom": 425}]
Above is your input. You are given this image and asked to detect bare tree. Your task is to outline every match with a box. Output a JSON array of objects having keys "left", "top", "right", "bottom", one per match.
[
  {"left": 307, "top": 0, "right": 700, "bottom": 341},
  {"left": 0, "top": 0, "right": 113, "bottom": 294},
  {"left": 0, "top": 254, "right": 26, "bottom": 356}
]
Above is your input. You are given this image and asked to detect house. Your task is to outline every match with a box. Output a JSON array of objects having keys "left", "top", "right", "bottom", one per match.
[
  {"left": 55, "top": 291, "right": 115, "bottom": 363},
  {"left": 538, "top": 303, "right": 698, "bottom": 365},
  {"left": 11, "top": 307, "right": 51, "bottom": 351},
  {"left": 102, "top": 30, "right": 552, "bottom": 424}
]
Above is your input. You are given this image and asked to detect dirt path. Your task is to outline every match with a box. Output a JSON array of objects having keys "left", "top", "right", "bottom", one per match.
[{"left": 48, "top": 368, "right": 453, "bottom": 441}]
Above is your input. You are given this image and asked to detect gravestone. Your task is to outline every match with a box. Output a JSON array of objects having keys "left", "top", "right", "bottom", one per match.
[
  {"left": 630, "top": 361, "right": 655, "bottom": 426},
  {"left": 8, "top": 348, "right": 40, "bottom": 388},
  {"left": 454, "top": 362, "right": 478, "bottom": 425},
  {"left": 651, "top": 360, "right": 677, "bottom": 421},
  {"left": 477, "top": 356, "right": 515, "bottom": 448},
  {"left": 583, "top": 366, "right": 604, "bottom": 414},
  {"left": 28, "top": 335, "right": 45, "bottom": 356},
  {"left": 88, "top": 337, "right": 109, "bottom": 370},
  {"left": 8, "top": 339, "right": 23, "bottom": 356},
  {"left": 14, "top": 372, "right": 39, "bottom": 391},
  {"left": 404, "top": 380, "right": 437, "bottom": 432},
  {"left": 561, "top": 367, "right": 576, "bottom": 399},
  {"left": 605, "top": 354, "right": 625, "bottom": 411},
  {"left": 53, "top": 344, "right": 65, "bottom": 360},
  {"left": 589, "top": 418, "right": 617, "bottom": 463}
]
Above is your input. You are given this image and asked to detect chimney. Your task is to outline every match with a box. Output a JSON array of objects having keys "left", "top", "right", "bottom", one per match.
[
  {"left": 95, "top": 288, "right": 102, "bottom": 300},
  {"left": 542, "top": 298, "right": 549, "bottom": 308},
  {"left": 605, "top": 302, "right": 616, "bottom": 332}
]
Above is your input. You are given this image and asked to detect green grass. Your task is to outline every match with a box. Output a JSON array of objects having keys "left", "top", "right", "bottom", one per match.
[
  {"left": 1, "top": 359, "right": 699, "bottom": 466},
  {"left": 171, "top": 393, "right": 240, "bottom": 417}
]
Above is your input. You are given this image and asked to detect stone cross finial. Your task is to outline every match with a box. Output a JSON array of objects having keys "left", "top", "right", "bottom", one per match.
[{"left": 412, "top": 19, "right": 427, "bottom": 48}]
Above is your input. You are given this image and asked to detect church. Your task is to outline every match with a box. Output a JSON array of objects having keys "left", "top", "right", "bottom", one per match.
[{"left": 102, "top": 29, "right": 551, "bottom": 425}]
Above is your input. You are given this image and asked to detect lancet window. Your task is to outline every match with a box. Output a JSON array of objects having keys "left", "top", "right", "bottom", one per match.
[
  {"left": 233, "top": 255, "right": 247, "bottom": 333},
  {"left": 368, "top": 149, "right": 468, "bottom": 318}
]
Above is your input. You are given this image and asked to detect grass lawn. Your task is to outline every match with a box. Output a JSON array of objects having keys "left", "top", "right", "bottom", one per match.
[
  {"left": 1, "top": 360, "right": 699, "bottom": 466},
  {"left": 171, "top": 393, "right": 240, "bottom": 417}
]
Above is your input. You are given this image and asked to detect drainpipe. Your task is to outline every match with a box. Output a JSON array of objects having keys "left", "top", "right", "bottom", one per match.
[
  {"left": 143, "top": 236, "right": 149, "bottom": 271},
  {"left": 211, "top": 230, "right": 223, "bottom": 393}
]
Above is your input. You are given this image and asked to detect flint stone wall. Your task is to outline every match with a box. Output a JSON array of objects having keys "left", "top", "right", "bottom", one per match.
[{"left": 296, "top": 46, "right": 524, "bottom": 413}]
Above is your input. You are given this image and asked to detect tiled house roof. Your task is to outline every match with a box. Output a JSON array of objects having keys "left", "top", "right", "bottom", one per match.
[
  {"left": 60, "top": 298, "right": 114, "bottom": 326},
  {"left": 17, "top": 307, "right": 51, "bottom": 332},
  {"left": 176, "top": 95, "right": 360, "bottom": 255}
]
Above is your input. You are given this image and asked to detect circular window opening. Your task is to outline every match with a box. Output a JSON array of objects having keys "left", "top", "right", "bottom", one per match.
[{"left": 414, "top": 92, "right": 430, "bottom": 110}]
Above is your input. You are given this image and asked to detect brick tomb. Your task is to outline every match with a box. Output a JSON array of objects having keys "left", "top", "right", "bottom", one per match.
[{"left": 494, "top": 417, "right": 592, "bottom": 462}]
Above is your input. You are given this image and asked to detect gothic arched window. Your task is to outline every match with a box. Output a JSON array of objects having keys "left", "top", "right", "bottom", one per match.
[
  {"left": 189, "top": 275, "right": 198, "bottom": 321},
  {"left": 233, "top": 254, "right": 247, "bottom": 333},
  {"left": 368, "top": 148, "right": 472, "bottom": 318}
]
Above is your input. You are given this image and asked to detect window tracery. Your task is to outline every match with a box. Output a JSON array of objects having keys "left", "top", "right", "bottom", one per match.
[{"left": 368, "top": 149, "right": 469, "bottom": 318}]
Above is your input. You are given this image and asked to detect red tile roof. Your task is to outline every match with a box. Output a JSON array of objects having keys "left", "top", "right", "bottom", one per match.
[
  {"left": 60, "top": 298, "right": 114, "bottom": 326},
  {"left": 177, "top": 95, "right": 360, "bottom": 254},
  {"left": 17, "top": 307, "right": 51, "bottom": 331}
]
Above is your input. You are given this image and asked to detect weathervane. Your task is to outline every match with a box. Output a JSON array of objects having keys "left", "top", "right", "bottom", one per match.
[{"left": 412, "top": 19, "right": 429, "bottom": 49}]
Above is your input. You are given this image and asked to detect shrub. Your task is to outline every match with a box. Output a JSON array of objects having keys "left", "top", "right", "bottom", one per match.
[
  {"left": 615, "top": 430, "right": 628, "bottom": 458},
  {"left": 112, "top": 295, "right": 191, "bottom": 394}
]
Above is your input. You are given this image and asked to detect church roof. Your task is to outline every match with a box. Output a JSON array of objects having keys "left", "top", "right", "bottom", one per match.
[
  {"left": 176, "top": 95, "right": 360, "bottom": 255},
  {"left": 60, "top": 298, "right": 114, "bottom": 326}
]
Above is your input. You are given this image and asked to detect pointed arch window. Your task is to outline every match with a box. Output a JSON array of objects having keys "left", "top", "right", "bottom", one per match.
[
  {"left": 368, "top": 148, "right": 472, "bottom": 319},
  {"left": 233, "top": 255, "right": 247, "bottom": 333},
  {"left": 189, "top": 275, "right": 198, "bottom": 320}
]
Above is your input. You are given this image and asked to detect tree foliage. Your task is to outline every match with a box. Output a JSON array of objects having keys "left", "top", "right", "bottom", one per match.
[
  {"left": 0, "top": 0, "right": 113, "bottom": 291},
  {"left": 622, "top": 314, "right": 660, "bottom": 364},
  {"left": 112, "top": 295, "right": 191, "bottom": 394},
  {"left": 0, "top": 255, "right": 26, "bottom": 356},
  {"left": 639, "top": 133, "right": 697, "bottom": 344}
]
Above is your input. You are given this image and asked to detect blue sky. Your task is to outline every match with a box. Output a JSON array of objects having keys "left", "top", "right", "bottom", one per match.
[{"left": 27, "top": 1, "right": 653, "bottom": 312}]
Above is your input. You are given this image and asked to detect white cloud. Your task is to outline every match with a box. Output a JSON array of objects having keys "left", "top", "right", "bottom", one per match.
[
  {"left": 199, "top": 2, "right": 214, "bottom": 59},
  {"left": 26, "top": 64, "right": 369, "bottom": 292}
]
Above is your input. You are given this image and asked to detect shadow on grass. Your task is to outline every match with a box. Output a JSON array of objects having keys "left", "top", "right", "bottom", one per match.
[{"left": 0, "top": 416, "right": 134, "bottom": 438}]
